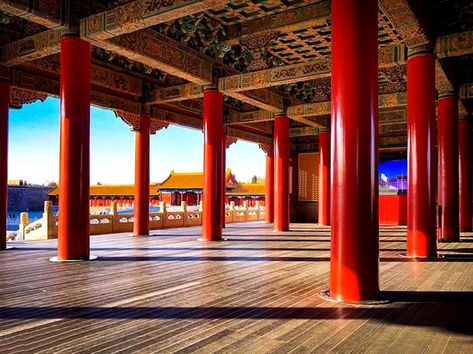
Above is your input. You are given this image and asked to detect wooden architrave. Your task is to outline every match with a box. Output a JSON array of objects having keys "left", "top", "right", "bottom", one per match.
[
  {"left": 149, "top": 83, "right": 204, "bottom": 104},
  {"left": 460, "top": 82, "right": 473, "bottom": 99},
  {"left": 225, "top": 126, "right": 272, "bottom": 146},
  {"left": 0, "top": 0, "right": 66, "bottom": 28},
  {"left": 218, "top": 59, "right": 331, "bottom": 93},
  {"left": 10, "top": 69, "right": 142, "bottom": 115},
  {"left": 287, "top": 92, "right": 408, "bottom": 118},
  {"left": 225, "top": 110, "right": 275, "bottom": 125},
  {"left": 436, "top": 31, "right": 473, "bottom": 59},
  {"left": 290, "top": 126, "right": 319, "bottom": 138}
]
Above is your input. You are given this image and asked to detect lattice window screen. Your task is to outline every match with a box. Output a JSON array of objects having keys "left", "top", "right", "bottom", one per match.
[{"left": 298, "top": 153, "right": 319, "bottom": 201}]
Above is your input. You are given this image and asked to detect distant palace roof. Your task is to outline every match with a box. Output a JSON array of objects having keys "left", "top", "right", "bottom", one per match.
[
  {"left": 227, "top": 183, "right": 265, "bottom": 196},
  {"left": 159, "top": 169, "right": 238, "bottom": 191}
]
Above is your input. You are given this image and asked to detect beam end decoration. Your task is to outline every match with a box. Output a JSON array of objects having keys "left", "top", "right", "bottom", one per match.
[{"left": 10, "top": 87, "right": 47, "bottom": 109}]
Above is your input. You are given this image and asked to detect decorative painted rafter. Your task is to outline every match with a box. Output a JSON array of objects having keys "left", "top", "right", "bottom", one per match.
[
  {"left": 225, "top": 1, "right": 330, "bottom": 44},
  {"left": 80, "top": 0, "right": 222, "bottom": 41},
  {"left": 0, "top": 0, "right": 66, "bottom": 28},
  {"left": 288, "top": 92, "right": 408, "bottom": 118},
  {"left": 219, "top": 59, "right": 331, "bottom": 93},
  {"left": 379, "top": 0, "right": 430, "bottom": 49},
  {"left": 436, "top": 31, "right": 473, "bottom": 59},
  {"left": 115, "top": 110, "right": 169, "bottom": 134},
  {"left": 10, "top": 87, "right": 47, "bottom": 109},
  {"left": 1, "top": 29, "right": 65, "bottom": 66},
  {"left": 225, "top": 110, "right": 275, "bottom": 125}
]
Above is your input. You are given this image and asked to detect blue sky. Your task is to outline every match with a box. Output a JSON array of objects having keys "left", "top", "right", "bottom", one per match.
[{"left": 8, "top": 97, "right": 265, "bottom": 185}]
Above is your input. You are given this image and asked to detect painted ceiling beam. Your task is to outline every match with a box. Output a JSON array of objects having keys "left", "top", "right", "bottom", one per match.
[
  {"left": 80, "top": 0, "right": 223, "bottom": 41},
  {"left": 219, "top": 59, "right": 331, "bottom": 93},
  {"left": 225, "top": 126, "right": 272, "bottom": 146},
  {"left": 225, "top": 110, "right": 275, "bottom": 125},
  {"left": 225, "top": 1, "right": 330, "bottom": 45},
  {"left": 290, "top": 126, "right": 319, "bottom": 138},
  {"left": 1, "top": 29, "right": 64, "bottom": 66},
  {"left": 436, "top": 31, "right": 473, "bottom": 59},
  {"left": 287, "top": 92, "right": 408, "bottom": 118},
  {"left": 460, "top": 83, "right": 473, "bottom": 99},
  {"left": 88, "top": 29, "right": 213, "bottom": 85},
  {"left": 378, "top": 0, "right": 430, "bottom": 49},
  {"left": 224, "top": 89, "right": 284, "bottom": 113},
  {"left": 150, "top": 83, "right": 204, "bottom": 104},
  {"left": 0, "top": 0, "right": 66, "bottom": 28},
  {"left": 10, "top": 68, "right": 142, "bottom": 114}
]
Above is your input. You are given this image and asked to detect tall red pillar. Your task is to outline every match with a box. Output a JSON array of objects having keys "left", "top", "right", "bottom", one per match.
[
  {"left": 318, "top": 129, "right": 330, "bottom": 225},
  {"left": 0, "top": 79, "right": 9, "bottom": 251},
  {"left": 222, "top": 137, "right": 226, "bottom": 228},
  {"left": 274, "top": 116, "right": 290, "bottom": 232},
  {"left": 133, "top": 114, "right": 150, "bottom": 236},
  {"left": 438, "top": 94, "right": 459, "bottom": 242},
  {"left": 56, "top": 36, "right": 92, "bottom": 261},
  {"left": 202, "top": 89, "right": 223, "bottom": 241},
  {"left": 407, "top": 49, "right": 437, "bottom": 258},
  {"left": 458, "top": 115, "right": 472, "bottom": 232},
  {"left": 265, "top": 148, "right": 274, "bottom": 223},
  {"left": 330, "top": 0, "right": 379, "bottom": 302}
]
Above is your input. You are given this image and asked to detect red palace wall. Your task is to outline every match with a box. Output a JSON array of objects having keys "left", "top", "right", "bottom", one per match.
[{"left": 379, "top": 194, "right": 407, "bottom": 225}]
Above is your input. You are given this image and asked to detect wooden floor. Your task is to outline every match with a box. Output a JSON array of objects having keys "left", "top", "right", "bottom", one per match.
[{"left": 1, "top": 223, "right": 472, "bottom": 353}]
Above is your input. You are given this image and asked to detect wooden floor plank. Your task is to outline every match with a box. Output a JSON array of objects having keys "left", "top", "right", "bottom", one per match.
[{"left": 0, "top": 222, "right": 472, "bottom": 353}]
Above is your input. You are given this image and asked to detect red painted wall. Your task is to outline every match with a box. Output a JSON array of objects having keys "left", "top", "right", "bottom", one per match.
[{"left": 379, "top": 194, "right": 407, "bottom": 225}]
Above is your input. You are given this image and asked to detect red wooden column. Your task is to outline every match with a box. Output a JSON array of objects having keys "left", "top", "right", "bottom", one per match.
[
  {"left": 438, "top": 93, "right": 459, "bottom": 242},
  {"left": 133, "top": 114, "right": 150, "bottom": 236},
  {"left": 221, "top": 136, "right": 228, "bottom": 228},
  {"left": 318, "top": 128, "right": 330, "bottom": 225},
  {"left": 202, "top": 88, "right": 223, "bottom": 241},
  {"left": 458, "top": 115, "right": 472, "bottom": 232},
  {"left": 330, "top": 0, "right": 379, "bottom": 302},
  {"left": 274, "top": 115, "right": 290, "bottom": 231},
  {"left": 406, "top": 48, "right": 437, "bottom": 258},
  {"left": 56, "top": 36, "right": 92, "bottom": 261},
  {"left": 265, "top": 147, "right": 274, "bottom": 223},
  {"left": 0, "top": 78, "right": 9, "bottom": 250}
]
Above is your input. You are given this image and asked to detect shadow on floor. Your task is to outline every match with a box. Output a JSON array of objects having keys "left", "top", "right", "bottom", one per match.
[{"left": 1, "top": 291, "right": 472, "bottom": 335}]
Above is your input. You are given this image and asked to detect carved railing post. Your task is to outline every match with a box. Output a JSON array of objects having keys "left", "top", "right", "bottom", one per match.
[
  {"left": 110, "top": 201, "right": 118, "bottom": 233},
  {"left": 19, "top": 212, "right": 28, "bottom": 241},
  {"left": 229, "top": 201, "right": 235, "bottom": 223},
  {"left": 159, "top": 201, "right": 167, "bottom": 228},
  {"left": 181, "top": 201, "right": 188, "bottom": 226},
  {"left": 42, "top": 201, "right": 56, "bottom": 239}
]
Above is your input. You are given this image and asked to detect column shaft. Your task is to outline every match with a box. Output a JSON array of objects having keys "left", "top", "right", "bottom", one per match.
[
  {"left": 222, "top": 138, "right": 226, "bottom": 228},
  {"left": 407, "top": 52, "right": 437, "bottom": 257},
  {"left": 265, "top": 149, "right": 274, "bottom": 223},
  {"left": 330, "top": 0, "right": 379, "bottom": 302},
  {"left": 438, "top": 95, "right": 459, "bottom": 241},
  {"left": 57, "top": 37, "right": 91, "bottom": 260},
  {"left": 202, "top": 89, "right": 223, "bottom": 240},
  {"left": 318, "top": 131, "right": 330, "bottom": 225},
  {"left": 133, "top": 115, "right": 150, "bottom": 236},
  {"left": 458, "top": 116, "right": 472, "bottom": 232},
  {"left": 274, "top": 116, "right": 290, "bottom": 231},
  {"left": 0, "top": 80, "right": 8, "bottom": 250}
]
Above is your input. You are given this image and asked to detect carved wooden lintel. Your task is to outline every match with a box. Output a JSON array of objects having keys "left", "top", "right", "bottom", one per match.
[
  {"left": 290, "top": 126, "right": 319, "bottom": 138},
  {"left": 0, "top": 0, "right": 67, "bottom": 29},
  {"left": 225, "top": 126, "right": 272, "bottom": 146},
  {"left": 224, "top": 89, "right": 284, "bottom": 113},
  {"left": 460, "top": 83, "right": 473, "bottom": 99},
  {"left": 151, "top": 106, "right": 202, "bottom": 130}
]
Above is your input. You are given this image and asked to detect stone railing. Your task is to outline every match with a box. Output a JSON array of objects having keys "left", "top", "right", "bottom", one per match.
[{"left": 12, "top": 200, "right": 265, "bottom": 241}]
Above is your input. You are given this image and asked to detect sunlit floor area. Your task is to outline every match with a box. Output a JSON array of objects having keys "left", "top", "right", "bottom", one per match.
[{"left": 1, "top": 222, "right": 472, "bottom": 353}]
